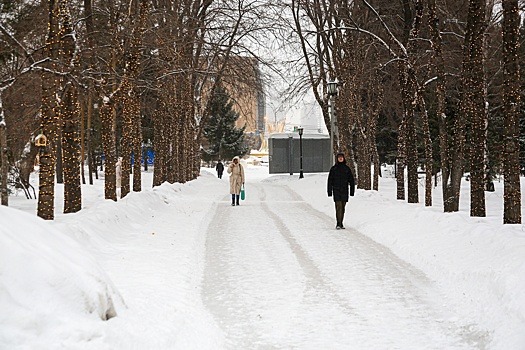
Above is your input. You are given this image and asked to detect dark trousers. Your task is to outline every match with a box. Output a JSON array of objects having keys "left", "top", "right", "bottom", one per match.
[
  {"left": 231, "top": 194, "right": 240, "bottom": 205},
  {"left": 218, "top": 172, "right": 223, "bottom": 179},
  {"left": 335, "top": 201, "right": 347, "bottom": 226}
]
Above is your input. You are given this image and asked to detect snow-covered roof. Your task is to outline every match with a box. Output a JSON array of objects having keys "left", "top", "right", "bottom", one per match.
[{"left": 268, "top": 132, "right": 329, "bottom": 139}]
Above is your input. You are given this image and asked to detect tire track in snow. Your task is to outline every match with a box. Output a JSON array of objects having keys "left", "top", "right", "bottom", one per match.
[
  {"left": 201, "top": 181, "right": 486, "bottom": 349},
  {"left": 257, "top": 183, "right": 361, "bottom": 320},
  {"left": 268, "top": 183, "right": 488, "bottom": 349},
  {"left": 202, "top": 190, "right": 313, "bottom": 349},
  {"left": 201, "top": 195, "right": 264, "bottom": 349}
]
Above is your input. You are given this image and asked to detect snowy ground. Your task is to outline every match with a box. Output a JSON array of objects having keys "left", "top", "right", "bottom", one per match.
[{"left": 1, "top": 164, "right": 524, "bottom": 349}]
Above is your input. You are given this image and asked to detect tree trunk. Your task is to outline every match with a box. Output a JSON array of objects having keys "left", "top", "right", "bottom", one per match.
[
  {"left": 355, "top": 96, "right": 370, "bottom": 190},
  {"left": 368, "top": 83, "right": 382, "bottom": 192},
  {"left": 100, "top": 102, "right": 117, "bottom": 201},
  {"left": 405, "top": 108, "right": 419, "bottom": 204},
  {"left": 86, "top": 90, "right": 94, "bottom": 185},
  {"left": 502, "top": 0, "right": 522, "bottom": 224},
  {"left": 482, "top": 0, "right": 494, "bottom": 193},
  {"left": 418, "top": 95, "right": 433, "bottom": 206},
  {"left": 402, "top": 0, "right": 423, "bottom": 204},
  {"left": 0, "top": 113, "right": 7, "bottom": 206},
  {"left": 120, "top": 0, "right": 147, "bottom": 195},
  {"left": 428, "top": 0, "right": 450, "bottom": 211},
  {"left": 83, "top": 0, "right": 94, "bottom": 186},
  {"left": 465, "top": 0, "right": 487, "bottom": 217},
  {"left": 132, "top": 96, "right": 142, "bottom": 192},
  {"left": 396, "top": 0, "right": 420, "bottom": 203},
  {"left": 38, "top": 0, "right": 60, "bottom": 220},
  {"left": 120, "top": 83, "right": 133, "bottom": 198},
  {"left": 79, "top": 93, "right": 86, "bottom": 185},
  {"left": 55, "top": 129, "right": 63, "bottom": 184},
  {"left": 153, "top": 87, "right": 170, "bottom": 187},
  {"left": 62, "top": 84, "right": 82, "bottom": 213},
  {"left": 396, "top": 117, "right": 406, "bottom": 201},
  {"left": 59, "top": 0, "right": 82, "bottom": 213}
]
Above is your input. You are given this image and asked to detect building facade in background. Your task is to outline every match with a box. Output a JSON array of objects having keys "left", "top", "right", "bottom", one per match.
[{"left": 222, "top": 57, "right": 266, "bottom": 151}]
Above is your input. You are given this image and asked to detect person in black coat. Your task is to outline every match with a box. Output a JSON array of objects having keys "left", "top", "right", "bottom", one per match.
[
  {"left": 327, "top": 152, "right": 355, "bottom": 229},
  {"left": 216, "top": 160, "right": 224, "bottom": 179}
]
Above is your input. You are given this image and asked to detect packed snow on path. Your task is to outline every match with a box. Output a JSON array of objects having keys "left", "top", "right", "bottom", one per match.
[{"left": 1, "top": 164, "right": 524, "bottom": 349}]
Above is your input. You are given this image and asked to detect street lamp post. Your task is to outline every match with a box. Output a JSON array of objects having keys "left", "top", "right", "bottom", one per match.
[
  {"left": 298, "top": 127, "right": 304, "bottom": 179},
  {"left": 327, "top": 79, "right": 338, "bottom": 163}
]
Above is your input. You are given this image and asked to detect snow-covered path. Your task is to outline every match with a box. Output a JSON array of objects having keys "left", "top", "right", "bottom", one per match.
[
  {"left": 8, "top": 166, "right": 521, "bottom": 349},
  {"left": 202, "top": 180, "right": 482, "bottom": 349}
]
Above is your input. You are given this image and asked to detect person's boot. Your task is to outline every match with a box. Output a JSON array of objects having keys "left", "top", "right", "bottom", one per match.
[
  {"left": 236, "top": 194, "right": 240, "bottom": 206},
  {"left": 231, "top": 194, "right": 236, "bottom": 206}
]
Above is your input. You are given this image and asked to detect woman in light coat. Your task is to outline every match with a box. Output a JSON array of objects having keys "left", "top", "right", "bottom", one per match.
[{"left": 227, "top": 156, "right": 245, "bottom": 206}]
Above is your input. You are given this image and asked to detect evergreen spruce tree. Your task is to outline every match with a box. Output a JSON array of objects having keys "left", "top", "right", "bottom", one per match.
[{"left": 203, "top": 84, "right": 248, "bottom": 162}]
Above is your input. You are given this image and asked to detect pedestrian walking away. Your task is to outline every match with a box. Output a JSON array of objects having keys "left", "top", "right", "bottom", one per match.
[
  {"left": 216, "top": 160, "right": 224, "bottom": 179},
  {"left": 327, "top": 152, "right": 355, "bottom": 229},
  {"left": 227, "top": 156, "right": 245, "bottom": 206}
]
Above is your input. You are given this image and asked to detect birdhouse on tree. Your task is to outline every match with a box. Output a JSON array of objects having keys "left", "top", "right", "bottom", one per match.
[{"left": 35, "top": 134, "right": 47, "bottom": 147}]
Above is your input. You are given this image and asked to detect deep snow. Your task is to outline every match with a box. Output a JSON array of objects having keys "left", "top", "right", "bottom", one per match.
[{"left": 1, "top": 164, "right": 524, "bottom": 349}]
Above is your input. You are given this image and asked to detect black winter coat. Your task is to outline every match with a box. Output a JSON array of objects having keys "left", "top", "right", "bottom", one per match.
[
  {"left": 327, "top": 161, "right": 355, "bottom": 202},
  {"left": 216, "top": 162, "right": 224, "bottom": 174}
]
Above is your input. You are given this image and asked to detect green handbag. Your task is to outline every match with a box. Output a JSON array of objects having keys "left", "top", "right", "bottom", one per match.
[{"left": 240, "top": 184, "right": 245, "bottom": 200}]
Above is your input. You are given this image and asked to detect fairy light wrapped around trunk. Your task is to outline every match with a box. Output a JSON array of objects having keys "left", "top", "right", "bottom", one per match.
[
  {"left": 59, "top": 0, "right": 82, "bottom": 214},
  {"left": 501, "top": 0, "right": 522, "bottom": 224},
  {"left": 119, "top": 0, "right": 148, "bottom": 198},
  {"left": 38, "top": 0, "right": 61, "bottom": 220},
  {"left": 0, "top": 114, "right": 7, "bottom": 206},
  {"left": 461, "top": 0, "right": 488, "bottom": 217}
]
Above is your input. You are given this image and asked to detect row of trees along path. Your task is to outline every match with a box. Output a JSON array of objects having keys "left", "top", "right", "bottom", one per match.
[
  {"left": 0, "top": 0, "right": 522, "bottom": 224},
  {"left": 290, "top": 0, "right": 522, "bottom": 224}
]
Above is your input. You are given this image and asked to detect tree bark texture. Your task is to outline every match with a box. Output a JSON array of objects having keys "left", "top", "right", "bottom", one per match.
[
  {"left": 0, "top": 116, "right": 7, "bottom": 206},
  {"left": 427, "top": 0, "right": 450, "bottom": 211},
  {"left": 61, "top": 84, "right": 82, "bottom": 213},
  {"left": 418, "top": 95, "right": 433, "bottom": 207},
  {"left": 502, "top": 0, "right": 522, "bottom": 224},
  {"left": 38, "top": 0, "right": 60, "bottom": 220},
  {"left": 100, "top": 102, "right": 117, "bottom": 201},
  {"left": 464, "top": 0, "right": 487, "bottom": 217},
  {"left": 396, "top": 117, "right": 406, "bottom": 201},
  {"left": 59, "top": 0, "right": 82, "bottom": 213}
]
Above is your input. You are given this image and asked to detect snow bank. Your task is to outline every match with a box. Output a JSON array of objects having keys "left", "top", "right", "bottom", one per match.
[
  {"left": 47, "top": 173, "right": 225, "bottom": 349},
  {"left": 0, "top": 206, "right": 124, "bottom": 348},
  {"left": 348, "top": 188, "right": 525, "bottom": 349}
]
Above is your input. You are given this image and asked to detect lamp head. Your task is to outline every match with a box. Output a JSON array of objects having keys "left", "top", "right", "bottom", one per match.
[{"left": 327, "top": 79, "right": 338, "bottom": 96}]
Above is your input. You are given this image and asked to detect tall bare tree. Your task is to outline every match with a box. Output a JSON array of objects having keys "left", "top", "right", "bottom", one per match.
[
  {"left": 119, "top": 0, "right": 149, "bottom": 198},
  {"left": 427, "top": 0, "right": 449, "bottom": 210},
  {"left": 59, "top": 0, "right": 82, "bottom": 213},
  {"left": 501, "top": 0, "right": 521, "bottom": 224},
  {"left": 38, "top": 0, "right": 61, "bottom": 220},
  {"left": 460, "top": 0, "right": 487, "bottom": 216},
  {"left": 0, "top": 112, "right": 7, "bottom": 206}
]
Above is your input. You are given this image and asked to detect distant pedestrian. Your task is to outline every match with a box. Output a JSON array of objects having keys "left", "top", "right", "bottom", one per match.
[
  {"left": 327, "top": 152, "right": 355, "bottom": 229},
  {"left": 216, "top": 160, "right": 224, "bottom": 179},
  {"left": 227, "top": 156, "right": 245, "bottom": 206}
]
